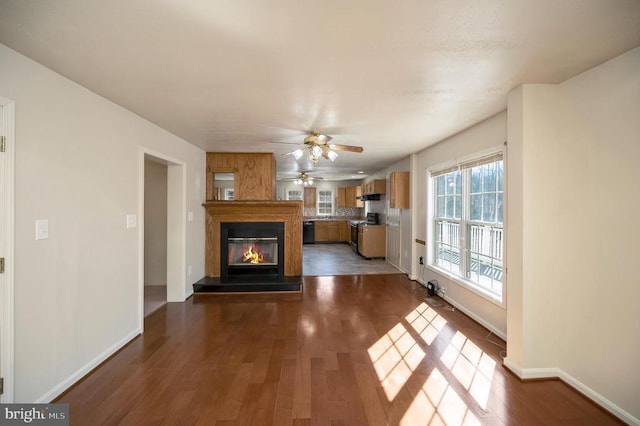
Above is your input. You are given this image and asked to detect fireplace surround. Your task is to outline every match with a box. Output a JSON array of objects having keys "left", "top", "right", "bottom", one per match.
[{"left": 194, "top": 200, "right": 303, "bottom": 293}]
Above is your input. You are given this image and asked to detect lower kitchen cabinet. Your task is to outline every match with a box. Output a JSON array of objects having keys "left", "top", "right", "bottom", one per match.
[{"left": 358, "top": 225, "right": 386, "bottom": 258}]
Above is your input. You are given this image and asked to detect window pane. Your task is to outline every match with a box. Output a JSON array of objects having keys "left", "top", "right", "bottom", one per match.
[
  {"left": 454, "top": 172, "right": 462, "bottom": 195},
  {"left": 454, "top": 195, "right": 461, "bottom": 220},
  {"left": 437, "top": 196, "right": 445, "bottom": 218},
  {"left": 497, "top": 193, "right": 503, "bottom": 223},
  {"left": 482, "top": 193, "right": 496, "bottom": 222},
  {"left": 445, "top": 173, "right": 456, "bottom": 195},
  {"left": 471, "top": 168, "right": 481, "bottom": 193},
  {"left": 446, "top": 196, "right": 454, "bottom": 218},
  {"left": 483, "top": 163, "right": 496, "bottom": 192},
  {"left": 496, "top": 161, "right": 504, "bottom": 191},
  {"left": 470, "top": 194, "right": 482, "bottom": 221},
  {"left": 437, "top": 175, "right": 445, "bottom": 194}
]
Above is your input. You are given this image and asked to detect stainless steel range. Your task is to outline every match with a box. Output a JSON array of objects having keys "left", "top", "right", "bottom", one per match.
[{"left": 350, "top": 213, "right": 379, "bottom": 253}]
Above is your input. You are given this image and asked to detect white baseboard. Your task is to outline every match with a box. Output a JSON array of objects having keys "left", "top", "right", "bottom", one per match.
[
  {"left": 559, "top": 370, "right": 640, "bottom": 426},
  {"left": 416, "top": 278, "right": 507, "bottom": 341},
  {"left": 502, "top": 358, "right": 639, "bottom": 425},
  {"left": 36, "top": 328, "right": 141, "bottom": 403}
]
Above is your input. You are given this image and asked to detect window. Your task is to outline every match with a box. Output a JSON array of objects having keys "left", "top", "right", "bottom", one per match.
[
  {"left": 286, "top": 189, "right": 303, "bottom": 200},
  {"left": 430, "top": 152, "right": 504, "bottom": 303},
  {"left": 317, "top": 190, "right": 334, "bottom": 216}
]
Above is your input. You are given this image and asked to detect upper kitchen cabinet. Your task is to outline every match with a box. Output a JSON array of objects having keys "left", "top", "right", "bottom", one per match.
[
  {"left": 337, "top": 187, "right": 347, "bottom": 208},
  {"left": 304, "top": 187, "right": 317, "bottom": 208},
  {"left": 389, "top": 171, "right": 410, "bottom": 209},
  {"left": 362, "top": 179, "right": 386, "bottom": 196},
  {"left": 338, "top": 186, "right": 364, "bottom": 208},
  {"left": 206, "top": 153, "right": 276, "bottom": 201}
]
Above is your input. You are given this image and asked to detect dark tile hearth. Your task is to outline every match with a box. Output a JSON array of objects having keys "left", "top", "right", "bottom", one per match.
[{"left": 193, "top": 275, "right": 302, "bottom": 293}]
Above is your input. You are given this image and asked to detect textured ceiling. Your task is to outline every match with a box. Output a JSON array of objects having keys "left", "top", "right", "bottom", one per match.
[{"left": 1, "top": 0, "right": 639, "bottom": 180}]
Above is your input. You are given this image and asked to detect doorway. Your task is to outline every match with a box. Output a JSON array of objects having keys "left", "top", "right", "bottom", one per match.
[
  {"left": 139, "top": 150, "right": 186, "bottom": 332},
  {"left": 144, "top": 158, "right": 168, "bottom": 316}
]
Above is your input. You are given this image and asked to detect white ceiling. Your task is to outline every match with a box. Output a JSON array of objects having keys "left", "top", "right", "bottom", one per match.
[{"left": 1, "top": 0, "right": 639, "bottom": 180}]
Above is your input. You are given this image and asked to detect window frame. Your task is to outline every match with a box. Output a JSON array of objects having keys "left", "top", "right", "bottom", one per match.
[
  {"left": 316, "top": 189, "right": 335, "bottom": 216},
  {"left": 427, "top": 148, "right": 506, "bottom": 306}
]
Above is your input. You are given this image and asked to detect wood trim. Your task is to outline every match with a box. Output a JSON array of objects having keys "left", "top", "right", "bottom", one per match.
[{"left": 203, "top": 201, "right": 303, "bottom": 277}]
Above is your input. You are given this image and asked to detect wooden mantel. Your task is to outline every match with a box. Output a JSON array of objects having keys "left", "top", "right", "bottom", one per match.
[{"left": 203, "top": 200, "right": 303, "bottom": 277}]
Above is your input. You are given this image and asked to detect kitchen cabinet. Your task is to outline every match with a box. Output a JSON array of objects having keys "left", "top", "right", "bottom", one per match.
[
  {"left": 304, "top": 187, "right": 316, "bottom": 208},
  {"left": 338, "top": 186, "right": 363, "bottom": 208},
  {"left": 362, "top": 179, "right": 386, "bottom": 196},
  {"left": 389, "top": 171, "right": 410, "bottom": 209},
  {"left": 340, "top": 220, "right": 350, "bottom": 241},
  {"left": 337, "top": 187, "right": 347, "bottom": 207},
  {"left": 354, "top": 186, "right": 364, "bottom": 207},
  {"left": 314, "top": 220, "right": 343, "bottom": 242},
  {"left": 358, "top": 225, "right": 386, "bottom": 258}
]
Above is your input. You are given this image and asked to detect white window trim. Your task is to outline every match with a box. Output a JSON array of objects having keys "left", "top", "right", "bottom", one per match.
[{"left": 426, "top": 144, "right": 507, "bottom": 308}]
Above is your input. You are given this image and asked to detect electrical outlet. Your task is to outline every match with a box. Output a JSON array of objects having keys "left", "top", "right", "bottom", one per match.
[{"left": 419, "top": 256, "right": 424, "bottom": 265}]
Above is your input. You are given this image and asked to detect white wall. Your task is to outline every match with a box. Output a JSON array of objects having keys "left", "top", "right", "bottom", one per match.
[
  {"left": 144, "top": 159, "right": 167, "bottom": 286},
  {"left": 505, "top": 47, "right": 640, "bottom": 424},
  {"left": 505, "top": 85, "right": 560, "bottom": 371},
  {"left": 413, "top": 112, "right": 508, "bottom": 337},
  {"left": 556, "top": 47, "right": 640, "bottom": 422},
  {"left": 0, "top": 43, "right": 205, "bottom": 402}
]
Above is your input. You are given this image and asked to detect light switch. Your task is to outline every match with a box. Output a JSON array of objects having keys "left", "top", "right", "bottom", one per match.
[
  {"left": 188, "top": 211, "right": 194, "bottom": 222},
  {"left": 126, "top": 214, "right": 137, "bottom": 229},
  {"left": 35, "top": 219, "right": 49, "bottom": 240}
]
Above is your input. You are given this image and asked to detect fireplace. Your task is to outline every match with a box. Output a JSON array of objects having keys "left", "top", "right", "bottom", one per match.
[{"left": 220, "top": 222, "right": 285, "bottom": 282}]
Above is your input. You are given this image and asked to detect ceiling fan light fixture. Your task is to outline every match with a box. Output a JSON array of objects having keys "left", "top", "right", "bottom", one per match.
[
  {"left": 292, "top": 149, "right": 304, "bottom": 160},
  {"left": 311, "top": 145, "right": 323, "bottom": 157},
  {"left": 327, "top": 150, "right": 338, "bottom": 161}
]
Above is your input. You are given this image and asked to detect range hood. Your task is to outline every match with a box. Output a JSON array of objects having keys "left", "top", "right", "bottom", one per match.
[{"left": 358, "top": 194, "right": 381, "bottom": 201}]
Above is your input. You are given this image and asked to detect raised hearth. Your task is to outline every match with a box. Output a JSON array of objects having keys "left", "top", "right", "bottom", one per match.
[{"left": 193, "top": 275, "right": 302, "bottom": 293}]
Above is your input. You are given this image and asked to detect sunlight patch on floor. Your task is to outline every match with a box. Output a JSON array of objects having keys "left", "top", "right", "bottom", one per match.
[
  {"left": 404, "top": 302, "right": 447, "bottom": 345},
  {"left": 400, "top": 367, "right": 481, "bottom": 426},
  {"left": 367, "top": 322, "right": 426, "bottom": 401},
  {"left": 440, "top": 330, "right": 496, "bottom": 409}
]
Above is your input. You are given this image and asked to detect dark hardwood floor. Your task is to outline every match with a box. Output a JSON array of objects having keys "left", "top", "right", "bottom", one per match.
[{"left": 57, "top": 274, "right": 622, "bottom": 425}]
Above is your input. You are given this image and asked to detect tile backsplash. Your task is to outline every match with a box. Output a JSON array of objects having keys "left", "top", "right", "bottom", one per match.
[{"left": 304, "top": 207, "right": 363, "bottom": 218}]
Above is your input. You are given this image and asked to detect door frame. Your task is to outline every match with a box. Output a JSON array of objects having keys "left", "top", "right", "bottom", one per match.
[
  {"left": 0, "top": 97, "right": 15, "bottom": 403},
  {"left": 138, "top": 148, "right": 186, "bottom": 333}
]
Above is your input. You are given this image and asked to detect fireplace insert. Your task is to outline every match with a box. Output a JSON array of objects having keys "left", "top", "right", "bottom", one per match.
[{"left": 220, "top": 222, "right": 285, "bottom": 282}]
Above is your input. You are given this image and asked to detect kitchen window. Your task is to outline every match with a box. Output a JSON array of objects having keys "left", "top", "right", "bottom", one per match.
[
  {"left": 430, "top": 151, "right": 504, "bottom": 303},
  {"left": 286, "top": 189, "right": 303, "bottom": 200},
  {"left": 317, "top": 190, "right": 334, "bottom": 216}
]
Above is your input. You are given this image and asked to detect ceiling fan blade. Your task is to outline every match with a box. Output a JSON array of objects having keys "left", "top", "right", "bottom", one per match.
[
  {"left": 328, "top": 144, "right": 364, "bottom": 153},
  {"left": 269, "top": 140, "right": 300, "bottom": 145}
]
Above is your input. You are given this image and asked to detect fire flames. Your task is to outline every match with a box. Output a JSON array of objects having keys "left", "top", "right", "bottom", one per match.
[{"left": 243, "top": 246, "right": 264, "bottom": 264}]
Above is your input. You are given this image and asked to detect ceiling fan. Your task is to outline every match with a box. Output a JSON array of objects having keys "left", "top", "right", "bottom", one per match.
[
  {"left": 273, "top": 130, "right": 364, "bottom": 164},
  {"left": 282, "top": 171, "right": 324, "bottom": 186}
]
